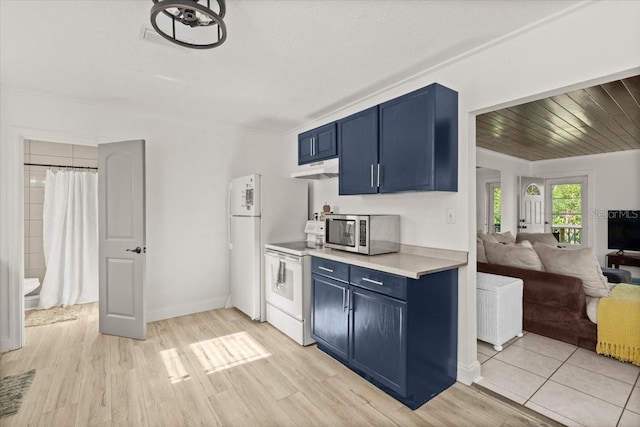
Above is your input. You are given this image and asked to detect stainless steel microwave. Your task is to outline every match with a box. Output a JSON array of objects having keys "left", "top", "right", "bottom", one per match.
[{"left": 324, "top": 214, "right": 400, "bottom": 255}]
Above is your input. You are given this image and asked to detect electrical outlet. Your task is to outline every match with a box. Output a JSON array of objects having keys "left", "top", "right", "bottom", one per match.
[{"left": 446, "top": 208, "right": 456, "bottom": 224}]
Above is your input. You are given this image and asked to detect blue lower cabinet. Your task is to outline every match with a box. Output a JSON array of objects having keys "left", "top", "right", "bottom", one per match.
[
  {"left": 311, "top": 274, "right": 349, "bottom": 362},
  {"left": 349, "top": 287, "right": 407, "bottom": 395},
  {"left": 311, "top": 256, "right": 458, "bottom": 409}
]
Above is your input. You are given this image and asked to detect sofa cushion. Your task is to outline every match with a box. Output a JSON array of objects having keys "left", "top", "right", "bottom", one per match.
[
  {"left": 484, "top": 241, "right": 545, "bottom": 271},
  {"left": 491, "top": 231, "right": 516, "bottom": 244},
  {"left": 533, "top": 243, "right": 610, "bottom": 298},
  {"left": 516, "top": 232, "right": 558, "bottom": 246},
  {"left": 477, "top": 237, "right": 488, "bottom": 263},
  {"left": 477, "top": 233, "right": 499, "bottom": 244}
]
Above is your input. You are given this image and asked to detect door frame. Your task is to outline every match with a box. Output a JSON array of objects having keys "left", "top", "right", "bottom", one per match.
[{"left": 0, "top": 126, "right": 102, "bottom": 352}]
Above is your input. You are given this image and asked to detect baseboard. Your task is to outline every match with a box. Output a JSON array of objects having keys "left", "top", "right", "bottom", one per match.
[
  {"left": 147, "top": 297, "right": 227, "bottom": 323},
  {"left": 0, "top": 337, "right": 11, "bottom": 353},
  {"left": 457, "top": 360, "right": 482, "bottom": 385}
]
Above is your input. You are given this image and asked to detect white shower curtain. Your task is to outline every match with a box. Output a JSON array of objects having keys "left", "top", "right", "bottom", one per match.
[{"left": 38, "top": 170, "right": 99, "bottom": 309}]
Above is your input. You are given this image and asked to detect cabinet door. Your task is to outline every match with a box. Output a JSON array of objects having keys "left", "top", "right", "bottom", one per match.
[
  {"left": 338, "top": 106, "right": 379, "bottom": 195},
  {"left": 298, "top": 130, "right": 315, "bottom": 165},
  {"left": 314, "top": 123, "right": 337, "bottom": 161},
  {"left": 349, "top": 287, "right": 407, "bottom": 395},
  {"left": 312, "top": 275, "right": 349, "bottom": 361},
  {"left": 379, "top": 86, "right": 434, "bottom": 193}
]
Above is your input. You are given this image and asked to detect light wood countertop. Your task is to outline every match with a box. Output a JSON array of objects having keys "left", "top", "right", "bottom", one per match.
[{"left": 308, "top": 244, "right": 468, "bottom": 279}]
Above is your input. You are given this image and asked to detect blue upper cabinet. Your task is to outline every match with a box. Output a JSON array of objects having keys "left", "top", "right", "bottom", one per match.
[
  {"left": 379, "top": 84, "right": 458, "bottom": 192},
  {"left": 338, "top": 106, "right": 379, "bottom": 195},
  {"left": 338, "top": 83, "right": 458, "bottom": 194},
  {"left": 297, "top": 122, "right": 337, "bottom": 165}
]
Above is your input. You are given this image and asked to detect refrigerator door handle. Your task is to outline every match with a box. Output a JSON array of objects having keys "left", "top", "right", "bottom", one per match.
[{"left": 228, "top": 184, "right": 232, "bottom": 250}]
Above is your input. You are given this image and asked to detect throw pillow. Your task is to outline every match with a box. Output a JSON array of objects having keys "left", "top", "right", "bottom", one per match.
[
  {"left": 585, "top": 296, "right": 599, "bottom": 324},
  {"left": 490, "top": 231, "right": 516, "bottom": 244},
  {"left": 533, "top": 243, "right": 610, "bottom": 298},
  {"left": 477, "top": 233, "right": 499, "bottom": 244},
  {"left": 516, "top": 232, "right": 559, "bottom": 246},
  {"left": 484, "top": 241, "right": 545, "bottom": 271},
  {"left": 477, "top": 237, "right": 488, "bottom": 263}
]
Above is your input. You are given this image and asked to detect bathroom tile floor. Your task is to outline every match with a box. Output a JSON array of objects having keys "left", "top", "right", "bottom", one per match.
[{"left": 476, "top": 332, "right": 640, "bottom": 427}]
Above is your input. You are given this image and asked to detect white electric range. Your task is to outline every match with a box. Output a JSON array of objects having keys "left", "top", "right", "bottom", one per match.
[{"left": 264, "top": 221, "right": 324, "bottom": 346}]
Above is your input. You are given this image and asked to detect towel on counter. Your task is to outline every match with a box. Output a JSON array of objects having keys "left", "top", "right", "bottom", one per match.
[
  {"left": 277, "top": 260, "right": 286, "bottom": 284},
  {"left": 596, "top": 283, "right": 640, "bottom": 366}
]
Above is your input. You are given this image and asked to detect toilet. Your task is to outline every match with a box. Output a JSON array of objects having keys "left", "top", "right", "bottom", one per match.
[
  {"left": 24, "top": 278, "right": 40, "bottom": 295},
  {"left": 24, "top": 278, "right": 41, "bottom": 310}
]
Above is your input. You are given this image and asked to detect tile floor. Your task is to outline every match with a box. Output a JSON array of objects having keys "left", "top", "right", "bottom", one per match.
[{"left": 476, "top": 332, "right": 640, "bottom": 427}]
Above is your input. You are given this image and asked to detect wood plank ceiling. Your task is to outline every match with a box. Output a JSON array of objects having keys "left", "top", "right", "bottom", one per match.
[{"left": 476, "top": 75, "right": 640, "bottom": 161}]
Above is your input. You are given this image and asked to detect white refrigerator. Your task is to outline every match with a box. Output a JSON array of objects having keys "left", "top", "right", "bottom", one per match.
[{"left": 229, "top": 174, "right": 308, "bottom": 321}]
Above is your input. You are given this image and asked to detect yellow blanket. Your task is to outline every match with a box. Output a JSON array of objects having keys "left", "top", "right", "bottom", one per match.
[{"left": 596, "top": 284, "right": 640, "bottom": 366}]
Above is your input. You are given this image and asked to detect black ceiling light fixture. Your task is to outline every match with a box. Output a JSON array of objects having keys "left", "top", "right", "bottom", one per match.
[{"left": 150, "top": 0, "right": 227, "bottom": 49}]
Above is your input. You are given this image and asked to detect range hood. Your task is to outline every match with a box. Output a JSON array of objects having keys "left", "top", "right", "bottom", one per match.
[{"left": 291, "top": 158, "right": 339, "bottom": 179}]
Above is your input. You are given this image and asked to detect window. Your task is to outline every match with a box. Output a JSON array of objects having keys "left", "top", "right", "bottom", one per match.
[
  {"left": 547, "top": 178, "right": 587, "bottom": 247},
  {"left": 525, "top": 183, "right": 541, "bottom": 196},
  {"left": 488, "top": 183, "right": 501, "bottom": 233}
]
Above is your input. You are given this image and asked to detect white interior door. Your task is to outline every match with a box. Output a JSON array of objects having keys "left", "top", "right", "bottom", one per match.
[
  {"left": 230, "top": 216, "right": 260, "bottom": 320},
  {"left": 98, "top": 140, "right": 146, "bottom": 340},
  {"left": 519, "top": 177, "right": 545, "bottom": 233}
]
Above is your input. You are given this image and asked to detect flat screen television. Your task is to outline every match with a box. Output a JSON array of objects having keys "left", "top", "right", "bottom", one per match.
[{"left": 607, "top": 210, "right": 640, "bottom": 252}]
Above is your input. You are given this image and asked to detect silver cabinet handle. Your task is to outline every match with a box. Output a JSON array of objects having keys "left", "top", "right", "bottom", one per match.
[
  {"left": 346, "top": 289, "right": 350, "bottom": 312},
  {"left": 362, "top": 277, "right": 384, "bottom": 286},
  {"left": 377, "top": 164, "right": 381, "bottom": 188},
  {"left": 310, "top": 139, "right": 313, "bottom": 157},
  {"left": 318, "top": 266, "right": 334, "bottom": 273},
  {"left": 370, "top": 164, "right": 374, "bottom": 188},
  {"left": 342, "top": 287, "right": 346, "bottom": 312}
]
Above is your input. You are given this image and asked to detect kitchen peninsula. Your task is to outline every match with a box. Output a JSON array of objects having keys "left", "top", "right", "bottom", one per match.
[{"left": 309, "top": 245, "right": 467, "bottom": 409}]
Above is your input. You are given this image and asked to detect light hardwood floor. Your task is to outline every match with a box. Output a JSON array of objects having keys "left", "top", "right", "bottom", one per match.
[{"left": 1, "top": 303, "right": 556, "bottom": 426}]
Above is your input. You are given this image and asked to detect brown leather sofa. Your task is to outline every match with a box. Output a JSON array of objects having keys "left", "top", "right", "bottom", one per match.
[{"left": 478, "top": 262, "right": 596, "bottom": 351}]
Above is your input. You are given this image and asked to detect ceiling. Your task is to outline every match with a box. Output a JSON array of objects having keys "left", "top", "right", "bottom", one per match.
[
  {"left": 476, "top": 75, "right": 640, "bottom": 161},
  {"left": 0, "top": 0, "right": 584, "bottom": 134}
]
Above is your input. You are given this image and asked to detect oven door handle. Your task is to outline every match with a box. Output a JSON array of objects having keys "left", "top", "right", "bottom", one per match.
[{"left": 265, "top": 250, "right": 301, "bottom": 264}]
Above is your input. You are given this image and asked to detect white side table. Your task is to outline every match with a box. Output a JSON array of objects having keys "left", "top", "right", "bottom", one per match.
[{"left": 477, "top": 272, "right": 523, "bottom": 351}]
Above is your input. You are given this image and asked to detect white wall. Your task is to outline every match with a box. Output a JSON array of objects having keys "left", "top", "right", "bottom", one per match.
[
  {"left": 284, "top": 1, "right": 640, "bottom": 384},
  {"left": 0, "top": 88, "right": 283, "bottom": 350}
]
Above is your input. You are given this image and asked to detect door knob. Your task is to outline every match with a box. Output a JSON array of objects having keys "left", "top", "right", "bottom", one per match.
[{"left": 126, "top": 247, "right": 142, "bottom": 254}]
